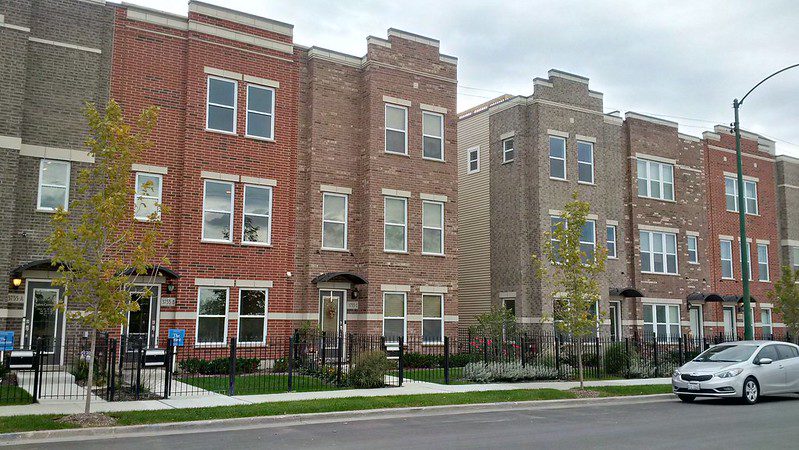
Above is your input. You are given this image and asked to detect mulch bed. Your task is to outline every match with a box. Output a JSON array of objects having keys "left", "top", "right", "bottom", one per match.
[
  {"left": 55, "top": 413, "right": 117, "bottom": 428},
  {"left": 570, "top": 388, "right": 601, "bottom": 398}
]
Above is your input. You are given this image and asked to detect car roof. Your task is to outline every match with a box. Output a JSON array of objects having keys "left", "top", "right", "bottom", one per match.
[{"left": 715, "top": 340, "right": 797, "bottom": 346}]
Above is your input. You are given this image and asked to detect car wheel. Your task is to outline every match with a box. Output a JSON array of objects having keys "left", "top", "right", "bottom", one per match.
[
  {"left": 677, "top": 394, "right": 696, "bottom": 403},
  {"left": 742, "top": 377, "right": 759, "bottom": 405}
]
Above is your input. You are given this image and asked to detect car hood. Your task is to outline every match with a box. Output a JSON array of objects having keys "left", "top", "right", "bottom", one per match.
[{"left": 680, "top": 360, "right": 743, "bottom": 374}]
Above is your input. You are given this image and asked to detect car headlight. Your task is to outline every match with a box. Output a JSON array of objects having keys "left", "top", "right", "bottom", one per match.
[
  {"left": 672, "top": 369, "right": 681, "bottom": 378},
  {"left": 715, "top": 368, "right": 743, "bottom": 379}
]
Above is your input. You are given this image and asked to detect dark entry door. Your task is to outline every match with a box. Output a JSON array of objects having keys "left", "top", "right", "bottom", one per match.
[
  {"left": 126, "top": 286, "right": 159, "bottom": 350},
  {"left": 25, "top": 281, "right": 64, "bottom": 363}
]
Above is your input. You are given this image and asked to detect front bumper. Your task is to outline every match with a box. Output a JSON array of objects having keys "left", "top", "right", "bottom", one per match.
[{"left": 672, "top": 375, "right": 744, "bottom": 397}]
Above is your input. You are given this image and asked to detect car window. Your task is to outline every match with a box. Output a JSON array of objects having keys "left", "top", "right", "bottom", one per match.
[
  {"left": 694, "top": 344, "right": 758, "bottom": 362},
  {"left": 776, "top": 345, "right": 799, "bottom": 360},
  {"left": 756, "top": 345, "right": 780, "bottom": 362}
]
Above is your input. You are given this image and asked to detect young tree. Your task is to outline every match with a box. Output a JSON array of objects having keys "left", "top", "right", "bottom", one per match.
[
  {"left": 48, "top": 100, "right": 168, "bottom": 414},
  {"left": 769, "top": 266, "right": 799, "bottom": 341},
  {"left": 533, "top": 192, "right": 607, "bottom": 388}
]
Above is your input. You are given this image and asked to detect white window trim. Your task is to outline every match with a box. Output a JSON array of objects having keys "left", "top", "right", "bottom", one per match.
[
  {"left": 242, "top": 184, "right": 273, "bottom": 246},
  {"left": 687, "top": 235, "right": 699, "bottom": 265},
  {"left": 196, "top": 287, "right": 229, "bottom": 346},
  {"left": 422, "top": 294, "right": 444, "bottom": 344},
  {"left": 643, "top": 303, "right": 681, "bottom": 339},
  {"left": 761, "top": 308, "right": 773, "bottom": 336},
  {"left": 725, "top": 177, "right": 759, "bottom": 215},
  {"left": 581, "top": 219, "right": 596, "bottom": 261},
  {"left": 237, "top": 288, "right": 268, "bottom": 345},
  {"left": 723, "top": 306, "right": 736, "bottom": 335},
  {"left": 467, "top": 146, "right": 480, "bottom": 174},
  {"left": 384, "top": 196, "right": 408, "bottom": 253},
  {"left": 206, "top": 76, "right": 238, "bottom": 135},
  {"left": 549, "top": 135, "right": 567, "bottom": 180},
  {"left": 577, "top": 140, "right": 594, "bottom": 184},
  {"left": 757, "top": 243, "right": 770, "bottom": 282},
  {"left": 502, "top": 137, "right": 514, "bottom": 163},
  {"left": 383, "top": 292, "right": 407, "bottom": 342},
  {"left": 606, "top": 225, "right": 617, "bottom": 259},
  {"left": 422, "top": 200, "right": 445, "bottom": 256},
  {"left": 720, "top": 239, "right": 734, "bottom": 279},
  {"left": 640, "top": 230, "right": 679, "bottom": 275},
  {"left": 202, "top": 180, "right": 235, "bottom": 243},
  {"left": 741, "top": 242, "right": 753, "bottom": 281},
  {"left": 385, "top": 104, "right": 408, "bottom": 155},
  {"left": 245, "top": 84, "right": 275, "bottom": 141},
  {"left": 637, "top": 158, "right": 675, "bottom": 202},
  {"left": 321, "top": 192, "right": 349, "bottom": 251},
  {"left": 37, "top": 159, "right": 70, "bottom": 212},
  {"left": 422, "top": 111, "right": 444, "bottom": 161},
  {"left": 134, "top": 172, "right": 163, "bottom": 222}
]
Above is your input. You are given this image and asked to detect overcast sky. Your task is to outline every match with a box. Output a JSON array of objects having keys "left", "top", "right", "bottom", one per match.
[{"left": 125, "top": 0, "right": 799, "bottom": 156}]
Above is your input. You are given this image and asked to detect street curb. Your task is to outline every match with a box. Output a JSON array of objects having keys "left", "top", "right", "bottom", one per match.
[{"left": 0, "top": 393, "right": 674, "bottom": 445}]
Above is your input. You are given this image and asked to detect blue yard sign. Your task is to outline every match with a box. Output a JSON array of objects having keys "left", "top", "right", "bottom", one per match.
[
  {"left": 0, "top": 331, "right": 14, "bottom": 351},
  {"left": 168, "top": 329, "right": 186, "bottom": 347}
]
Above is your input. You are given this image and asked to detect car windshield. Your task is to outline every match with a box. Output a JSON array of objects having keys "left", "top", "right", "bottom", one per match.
[{"left": 693, "top": 344, "right": 757, "bottom": 363}]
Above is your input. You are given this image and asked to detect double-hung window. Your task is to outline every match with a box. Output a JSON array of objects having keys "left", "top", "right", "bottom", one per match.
[
  {"left": 502, "top": 138, "right": 514, "bottom": 163},
  {"left": 385, "top": 104, "right": 408, "bottom": 154},
  {"left": 606, "top": 225, "right": 617, "bottom": 259},
  {"left": 643, "top": 304, "right": 680, "bottom": 339},
  {"left": 322, "top": 193, "right": 348, "bottom": 250},
  {"left": 197, "top": 287, "right": 228, "bottom": 344},
  {"left": 207, "top": 77, "right": 237, "bottom": 133},
  {"left": 549, "top": 136, "right": 566, "bottom": 179},
  {"left": 637, "top": 159, "right": 674, "bottom": 201},
  {"left": 246, "top": 85, "right": 275, "bottom": 140},
  {"left": 741, "top": 242, "right": 752, "bottom": 281},
  {"left": 37, "top": 159, "right": 70, "bottom": 211},
  {"left": 580, "top": 220, "right": 596, "bottom": 263},
  {"left": 640, "top": 231, "right": 678, "bottom": 274},
  {"left": 761, "top": 308, "right": 773, "bottom": 338},
  {"left": 238, "top": 289, "right": 267, "bottom": 344},
  {"left": 687, "top": 235, "right": 698, "bottom": 264},
  {"left": 725, "top": 177, "right": 758, "bottom": 214},
  {"left": 242, "top": 185, "right": 272, "bottom": 245},
  {"left": 134, "top": 173, "right": 162, "bottom": 221},
  {"left": 757, "top": 243, "right": 769, "bottom": 281},
  {"left": 383, "top": 292, "right": 406, "bottom": 343},
  {"left": 577, "top": 141, "right": 594, "bottom": 184},
  {"left": 550, "top": 216, "right": 566, "bottom": 263},
  {"left": 720, "top": 239, "right": 734, "bottom": 279},
  {"left": 422, "top": 201, "right": 444, "bottom": 255},
  {"left": 384, "top": 196, "right": 407, "bottom": 252},
  {"left": 422, "top": 111, "right": 444, "bottom": 160},
  {"left": 467, "top": 146, "right": 480, "bottom": 174},
  {"left": 422, "top": 294, "right": 444, "bottom": 344},
  {"left": 792, "top": 247, "right": 799, "bottom": 272},
  {"left": 202, "top": 180, "right": 234, "bottom": 242}
]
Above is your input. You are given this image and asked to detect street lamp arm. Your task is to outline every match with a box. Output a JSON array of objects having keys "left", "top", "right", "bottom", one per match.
[{"left": 739, "top": 63, "right": 799, "bottom": 105}]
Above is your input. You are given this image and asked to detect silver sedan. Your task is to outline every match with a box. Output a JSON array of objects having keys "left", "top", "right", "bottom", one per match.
[{"left": 672, "top": 340, "right": 799, "bottom": 404}]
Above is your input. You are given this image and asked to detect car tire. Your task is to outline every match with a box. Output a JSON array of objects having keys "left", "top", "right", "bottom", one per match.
[
  {"left": 677, "top": 394, "right": 696, "bottom": 403},
  {"left": 742, "top": 377, "right": 759, "bottom": 405}
]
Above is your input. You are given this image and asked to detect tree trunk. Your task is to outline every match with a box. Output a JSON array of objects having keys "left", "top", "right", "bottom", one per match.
[
  {"left": 577, "top": 339, "right": 584, "bottom": 389},
  {"left": 84, "top": 328, "right": 96, "bottom": 414}
]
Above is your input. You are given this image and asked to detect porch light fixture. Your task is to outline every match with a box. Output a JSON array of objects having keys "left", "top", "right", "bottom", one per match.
[
  {"left": 351, "top": 290, "right": 359, "bottom": 299},
  {"left": 11, "top": 277, "right": 22, "bottom": 288},
  {"left": 166, "top": 282, "right": 176, "bottom": 294}
]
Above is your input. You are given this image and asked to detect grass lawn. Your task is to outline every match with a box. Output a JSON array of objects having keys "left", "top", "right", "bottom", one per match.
[
  {"left": 0, "top": 385, "right": 672, "bottom": 434},
  {"left": 582, "top": 384, "right": 673, "bottom": 397},
  {"left": 402, "top": 367, "right": 467, "bottom": 384},
  {"left": 179, "top": 374, "right": 339, "bottom": 395},
  {"left": 0, "top": 386, "right": 33, "bottom": 405}
]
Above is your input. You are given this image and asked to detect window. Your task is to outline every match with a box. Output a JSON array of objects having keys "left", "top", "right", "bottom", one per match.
[
  {"left": 322, "top": 193, "right": 348, "bottom": 250},
  {"left": 757, "top": 243, "right": 769, "bottom": 281},
  {"left": 580, "top": 220, "right": 596, "bottom": 263},
  {"left": 422, "top": 111, "right": 444, "bottom": 160},
  {"left": 643, "top": 304, "right": 680, "bottom": 339},
  {"left": 422, "top": 201, "right": 444, "bottom": 255},
  {"left": 502, "top": 138, "right": 514, "bottom": 163},
  {"left": 577, "top": 141, "right": 594, "bottom": 184},
  {"left": 37, "top": 159, "right": 70, "bottom": 211},
  {"left": 776, "top": 344, "right": 798, "bottom": 359},
  {"left": 606, "top": 225, "right": 617, "bottom": 259},
  {"left": 550, "top": 216, "right": 566, "bottom": 263},
  {"left": 761, "top": 308, "right": 772, "bottom": 339},
  {"left": 206, "top": 77, "right": 237, "bottom": 133},
  {"left": 741, "top": 242, "right": 752, "bottom": 281},
  {"left": 503, "top": 299, "right": 516, "bottom": 316},
  {"left": 242, "top": 185, "right": 272, "bottom": 245},
  {"left": 725, "top": 177, "right": 758, "bottom": 215},
  {"left": 792, "top": 247, "right": 799, "bottom": 272},
  {"left": 385, "top": 104, "right": 407, "bottom": 154},
  {"left": 246, "top": 85, "right": 275, "bottom": 140},
  {"left": 197, "top": 287, "right": 228, "bottom": 344},
  {"left": 467, "top": 146, "right": 480, "bottom": 174},
  {"left": 238, "top": 289, "right": 267, "bottom": 344},
  {"left": 689, "top": 305, "right": 703, "bottom": 339},
  {"left": 687, "top": 235, "right": 698, "bottom": 264},
  {"left": 637, "top": 159, "right": 674, "bottom": 201},
  {"left": 202, "top": 180, "right": 234, "bottom": 242},
  {"left": 549, "top": 136, "right": 566, "bottom": 179},
  {"left": 723, "top": 306, "right": 736, "bottom": 337},
  {"left": 384, "top": 196, "right": 407, "bottom": 252},
  {"left": 720, "top": 240, "right": 734, "bottom": 279},
  {"left": 383, "top": 292, "right": 406, "bottom": 342},
  {"left": 640, "top": 231, "right": 678, "bottom": 274},
  {"left": 134, "top": 173, "right": 162, "bottom": 221},
  {"left": 422, "top": 294, "right": 444, "bottom": 343}
]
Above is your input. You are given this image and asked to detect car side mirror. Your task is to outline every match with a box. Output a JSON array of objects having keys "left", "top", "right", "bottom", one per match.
[{"left": 757, "top": 357, "right": 773, "bottom": 365}]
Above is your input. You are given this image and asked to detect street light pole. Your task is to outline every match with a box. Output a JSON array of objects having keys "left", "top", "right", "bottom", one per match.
[{"left": 732, "top": 63, "right": 799, "bottom": 340}]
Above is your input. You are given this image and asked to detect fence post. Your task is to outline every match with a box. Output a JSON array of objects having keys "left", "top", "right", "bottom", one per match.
[
  {"left": 32, "top": 338, "right": 41, "bottom": 401},
  {"left": 652, "top": 335, "right": 659, "bottom": 377},
  {"left": 520, "top": 335, "right": 526, "bottom": 368},
  {"left": 135, "top": 346, "right": 142, "bottom": 400},
  {"left": 336, "top": 334, "right": 343, "bottom": 387},
  {"left": 555, "top": 334, "right": 561, "bottom": 378},
  {"left": 321, "top": 331, "right": 327, "bottom": 367},
  {"left": 287, "top": 336, "right": 294, "bottom": 392},
  {"left": 398, "top": 336, "right": 404, "bottom": 387},
  {"left": 483, "top": 336, "right": 488, "bottom": 364},
  {"left": 678, "top": 335, "right": 684, "bottom": 366},
  {"left": 625, "top": 337, "right": 630, "bottom": 378},
  {"left": 228, "top": 337, "right": 237, "bottom": 396},
  {"left": 595, "top": 337, "right": 600, "bottom": 378},
  {"left": 444, "top": 336, "right": 450, "bottom": 384},
  {"left": 109, "top": 339, "right": 117, "bottom": 402},
  {"left": 164, "top": 338, "right": 173, "bottom": 399}
]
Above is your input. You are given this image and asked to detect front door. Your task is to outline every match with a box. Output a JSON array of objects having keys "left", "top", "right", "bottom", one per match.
[
  {"left": 319, "top": 290, "right": 345, "bottom": 351},
  {"left": 723, "top": 307, "right": 736, "bottom": 340},
  {"left": 25, "top": 281, "right": 64, "bottom": 363},
  {"left": 126, "top": 286, "right": 159, "bottom": 350},
  {"left": 689, "top": 305, "right": 703, "bottom": 340},
  {"left": 609, "top": 301, "right": 621, "bottom": 342}
]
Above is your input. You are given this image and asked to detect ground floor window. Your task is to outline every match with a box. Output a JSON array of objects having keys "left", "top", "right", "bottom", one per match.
[
  {"left": 688, "top": 305, "right": 703, "bottom": 339},
  {"left": 643, "top": 304, "right": 679, "bottom": 339},
  {"left": 383, "top": 292, "right": 406, "bottom": 343},
  {"left": 197, "top": 287, "right": 228, "bottom": 344},
  {"left": 761, "top": 308, "right": 772, "bottom": 338},
  {"left": 238, "top": 289, "right": 267, "bottom": 344},
  {"left": 422, "top": 294, "right": 444, "bottom": 343}
]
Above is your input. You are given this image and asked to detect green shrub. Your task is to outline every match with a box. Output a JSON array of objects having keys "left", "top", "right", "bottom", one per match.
[
  {"left": 604, "top": 342, "right": 632, "bottom": 375},
  {"left": 403, "top": 353, "right": 442, "bottom": 368},
  {"left": 272, "top": 357, "right": 289, "bottom": 373},
  {"left": 348, "top": 351, "right": 394, "bottom": 388},
  {"left": 178, "top": 357, "right": 260, "bottom": 375},
  {"left": 70, "top": 357, "right": 105, "bottom": 385},
  {"left": 448, "top": 353, "right": 480, "bottom": 367}
]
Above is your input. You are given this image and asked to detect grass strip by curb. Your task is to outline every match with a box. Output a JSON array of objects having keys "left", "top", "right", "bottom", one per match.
[{"left": 0, "top": 384, "right": 672, "bottom": 434}]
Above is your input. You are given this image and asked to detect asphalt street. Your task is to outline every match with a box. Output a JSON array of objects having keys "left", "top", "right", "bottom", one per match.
[{"left": 13, "top": 395, "right": 799, "bottom": 449}]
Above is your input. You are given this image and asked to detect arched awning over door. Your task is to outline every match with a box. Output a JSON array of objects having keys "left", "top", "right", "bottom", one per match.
[{"left": 312, "top": 272, "right": 368, "bottom": 285}]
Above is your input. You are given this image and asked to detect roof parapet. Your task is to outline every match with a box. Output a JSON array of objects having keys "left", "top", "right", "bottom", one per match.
[
  {"left": 387, "top": 28, "right": 439, "bottom": 47},
  {"left": 777, "top": 154, "right": 799, "bottom": 164},
  {"left": 548, "top": 69, "right": 589, "bottom": 85},
  {"left": 188, "top": 0, "right": 293, "bottom": 36},
  {"left": 625, "top": 112, "right": 678, "bottom": 129}
]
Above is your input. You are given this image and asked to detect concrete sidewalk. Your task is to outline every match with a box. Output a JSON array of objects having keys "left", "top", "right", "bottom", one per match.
[{"left": 0, "top": 377, "right": 670, "bottom": 417}]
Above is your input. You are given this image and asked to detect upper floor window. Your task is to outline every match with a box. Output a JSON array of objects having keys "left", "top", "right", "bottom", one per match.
[
  {"left": 246, "top": 85, "right": 275, "bottom": 140},
  {"left": 242, "top": 185, "right": 272, "bottom": 245},
  {"left": 37, "top": 159, "right": 70, "bottom": 212},
  {"left": 725, "top": 177, "right": 758, "bottom": 215},
  {"left": 384, "top": 196, "right": 407, "bottom": 252},
  {"left": 687, "top": 235, "right": 698, "bottom": 264},
  {"left": 422, "top": 201, "right": 444, "bottom": 255},
  {"left": 550, "top": 216, "right": 566, "bottom": 262},
  {"left": 134, "top": 172, "right": 162, "bottom": 221},
  {"left": 640, "top": 230, "right": 677, "bottom": 275},
  {"left": 207, "top": 77, "right": 237, "bottom": 133},
  {"left": 606, "top": 225, "right": 617, "bottom": 259},
  {"left": 322, "top": 193, "right": 348, "bottom": 250},
  {"left": 549, "top": 136, "right": 566, "bottom": 180},
  {"left": 720, "top": 239, "right": 734, "bottom": 279},
  {"left": 502, "top": 138, "right": 514, "bottom": 163},
  {"left": 757, "top": 243, "right": 769, "bottom": 282},
  {"left": 467, "top": 146, "right": 480, "bottom": 174},
  {"left": 580, "top": 220, "right": 596, "bottom": 263},
  {"left": 792, "top": 247, "right": 799, "bottom": 272},
  {"left": 202, "top": 180, "right": 234, "bottom": 242},
  {"left": 577, "top": 141, "right": 594, "bottom": 184},
  {"left": 385, "top": 104, "right": 408, "bottom": 155},
  {"left": 422, "top": 112, "right": 444, "bottom": 160},
  {"left": 637, "top": 159, "right": 674, "bottom": 201},
  {"left": 742, "top": 242, "right": 752, "bottom": 281}
]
